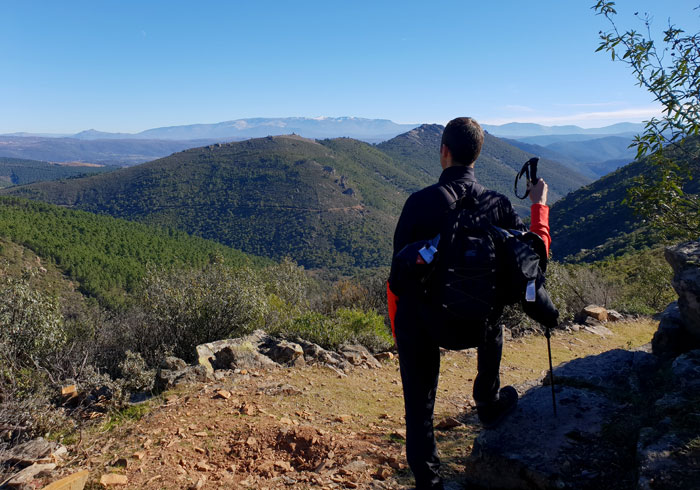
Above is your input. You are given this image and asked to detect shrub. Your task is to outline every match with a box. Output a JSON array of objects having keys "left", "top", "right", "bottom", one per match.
[
  {"left": 135, "top": 264, "right": 269, "bottom": 363},
  {"left": 272, "top": 308, "right": 392, "bottom": 352},
  {"left": 0, "top": 275, "right": 66, "bottom": 375}
]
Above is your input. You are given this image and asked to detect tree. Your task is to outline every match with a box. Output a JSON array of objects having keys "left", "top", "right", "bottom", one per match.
[{"left": 593, "top": 1, "right": 700, "bottom": 239}]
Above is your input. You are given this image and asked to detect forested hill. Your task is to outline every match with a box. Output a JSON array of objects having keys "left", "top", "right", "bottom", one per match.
[
  {"left": 378, "top": 124, "right": 590, "bottom": 214},
  {"left": 550, "top": 136, "right": 700, "bottom": 262},
  {"left": 0, "top": 157, "right": 114, "bottom": 187},
  {"left": 2, "top": 130, "right": 590, "bottom": 270},
  {"left": 2, "top": 136, "right": 405, "bottom": 270},
  {"left": 0, "top": 197, "right": 264, "bottom": 307}
]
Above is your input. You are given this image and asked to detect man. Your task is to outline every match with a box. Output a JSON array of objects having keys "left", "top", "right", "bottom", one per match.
[{"left": 387, "top": 117, "right": 550, "bottom": 489}]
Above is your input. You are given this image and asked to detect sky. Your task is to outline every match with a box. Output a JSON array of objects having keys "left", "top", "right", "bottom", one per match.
[{"left": 2, "top": 0, "right": 699, "bottom": 134}]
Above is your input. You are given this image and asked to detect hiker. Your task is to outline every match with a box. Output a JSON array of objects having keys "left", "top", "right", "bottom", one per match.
[{"left": 386, "top": 117, "right": 551, "bottom": 490}]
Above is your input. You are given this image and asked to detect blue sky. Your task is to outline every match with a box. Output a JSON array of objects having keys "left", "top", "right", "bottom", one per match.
[{"left": 2, "top": 0, "right": 698, "bottom": 133}]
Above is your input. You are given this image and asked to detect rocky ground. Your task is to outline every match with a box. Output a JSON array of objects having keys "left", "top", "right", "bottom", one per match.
[{"left": 4, "top": 318, "right": 660, "bottom": 489}]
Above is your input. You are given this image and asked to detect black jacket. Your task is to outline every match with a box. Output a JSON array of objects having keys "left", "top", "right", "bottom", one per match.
[{"left": 392, "top": 165, "right": 526, "bottom": 257}]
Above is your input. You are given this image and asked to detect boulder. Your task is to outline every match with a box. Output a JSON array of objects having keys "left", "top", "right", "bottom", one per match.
[
  {"left": 154, "top": 365, "right": 212, "bottom": 393},
  {"left": 607, "top": 310, "right": 624, "bottom": 322},
  {"left": 550, "top": 348, "right": 658, "bottom": 394},
  {"left": 670, "top": 349, "right": 700, "bottom": 391},
  {"left": 5, "top": 462, "right": 56, "bottom": 488},
  {"left": 582, "top": 305, "right": 608, "bottom": 322},
  {"left": 260, "top": 339, "right": 305, "bottom": 366},
  {"left": 338, "top": 344, "right": 381, "bottom": 369},
  {"left": 636, "top": 426, "right": 700, "bottom": 490},
  {"left": 160, "top": 356, "right": 187, "bottom": 371},
  {"left": 469, "top": 385, "right": 625, "bottom": 489},
  {"left": 294, "top": 338, "right": 351, "bottom": 371},
  {"left": 195, "top": 330, "right": 276, "bottom": 373},
  {"left": 652, "top": 302, "right": 696, "bottom": 358},
  {"left": 665, "top": 240, "right": 700, "bottom": 342},
  {"left": 1, "top": 438, "right": 67, "bottom": 466}
]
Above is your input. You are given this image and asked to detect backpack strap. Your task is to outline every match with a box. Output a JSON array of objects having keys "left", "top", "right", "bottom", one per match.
[{"left": 438, "top": 181, "right": 485, "bottom": 211}]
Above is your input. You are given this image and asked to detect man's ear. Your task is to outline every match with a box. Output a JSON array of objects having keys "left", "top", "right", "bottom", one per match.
[{"left": 440, "top": 144, "right": 450, "bottom": 159}]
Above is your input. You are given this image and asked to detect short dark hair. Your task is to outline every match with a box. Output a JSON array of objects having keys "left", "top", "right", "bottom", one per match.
[{"left": 441, "top": 117, "right": 484, "bottom": 165}]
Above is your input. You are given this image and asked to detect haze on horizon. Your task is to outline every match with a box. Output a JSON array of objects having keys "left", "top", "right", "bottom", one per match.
[{"left": 2, "top": 0, "right": 698, "bottom": 134}]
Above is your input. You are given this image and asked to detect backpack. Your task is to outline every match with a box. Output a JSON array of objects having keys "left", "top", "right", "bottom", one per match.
[
  {"left": 390, "top": 182, "right": 558, "bottom": 349},
  {"left": 426, "top": 184, "right": 502, "bottom": 348}
]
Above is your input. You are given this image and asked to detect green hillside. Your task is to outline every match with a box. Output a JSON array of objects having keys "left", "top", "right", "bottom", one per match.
[
  {"left": 1, "top": 136, "right": 401, "bottom": 270},
  {"left": 0, "top": 157, "right": 114, "bottom": 187},
  {"left": 377, "top": 124, "right": 590, "bottom": 214},
  {"left": 550, "top": 137, "right": 700, "bottom": 262},
  {"left": 0, "top": 196, "right": 264, "bottom": 306},
  {"left": 1, "top": 129, "right": 591, "bottom": 271}
]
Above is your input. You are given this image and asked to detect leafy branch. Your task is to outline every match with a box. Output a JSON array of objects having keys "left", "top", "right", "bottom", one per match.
[{"left": 593, "top": 1, "right": 700, "bottom": 238}]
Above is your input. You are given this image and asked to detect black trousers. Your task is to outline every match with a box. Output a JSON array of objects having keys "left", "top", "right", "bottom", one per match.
[{"left": 395, "top": 297, "right": 504, "bottom": 489}]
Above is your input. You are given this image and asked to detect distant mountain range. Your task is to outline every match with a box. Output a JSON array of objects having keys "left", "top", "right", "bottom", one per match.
[
  {"left": 4, "top": 117, "right": 420, "bottom": 143},
  {"left": 1, "top": 126, "right": 589, "bottom": 270},
  {"left": 482, "top": 122, "right": 643, "bottom": 139},
  {"left": 1, "top": 118, "right": 646, "bottom": 171},
  {"left": 505, "top": 136, "right": 636, "bottom": 179}
]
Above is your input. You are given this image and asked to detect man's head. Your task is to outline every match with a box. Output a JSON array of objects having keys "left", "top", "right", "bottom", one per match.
[{"left": 440, "top": 117, "right": 484, "bottom": 168}]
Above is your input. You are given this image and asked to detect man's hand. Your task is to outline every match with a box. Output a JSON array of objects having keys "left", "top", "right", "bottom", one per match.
[{"left": 528, "top": 179, "right": 548, "bottom": 206}]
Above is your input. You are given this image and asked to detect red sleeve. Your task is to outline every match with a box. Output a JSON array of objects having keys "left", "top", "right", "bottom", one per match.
[
  {"left": 530, "top": 204, "right": 551, "bottom": 256},
  {"left": 387, "top": 281, "right": 398, "bottom": 339}
]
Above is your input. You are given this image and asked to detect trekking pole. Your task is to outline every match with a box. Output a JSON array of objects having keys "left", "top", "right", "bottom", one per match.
[{"left": 544, "top": 325, "right": 557, "bottom": 416}]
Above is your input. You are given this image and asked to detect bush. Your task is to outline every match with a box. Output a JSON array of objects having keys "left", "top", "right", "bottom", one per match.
[
  {"left": 271, "top": 308, "right": 392, "bottom": 352},
  {"left": 134, "top": 264, "right": 269, "bottom": 363},
  {"left": 0, "top": 274, "right": 66, "bottom": 376}
]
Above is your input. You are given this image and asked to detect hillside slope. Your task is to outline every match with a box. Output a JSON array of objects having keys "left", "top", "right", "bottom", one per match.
[
  {"left": 2, "top": 129, "right": 592, "bottom": 270},
  {"left": 378, "top": 125, "right": 590, "bottom": 214},
  {"left": 0, "top": 197, "right": 263, "bottom": 306},
  {"left": 550, "top": 137, "right": 700, "bottom": 261},
  {"left": 0, "top": 157, "right": 114, "bottom": 187},
  {"left": 1, "top": 136, "right": 403, "bottom": 270}
]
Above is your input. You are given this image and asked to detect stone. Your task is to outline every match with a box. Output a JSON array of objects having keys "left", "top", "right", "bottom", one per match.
[
  {"left": 339, "top": 344, "right": 381, "bottom": 369},
  {"left": 549, "top": 349, "right": 658, "bottom": 394},
  {"left": 375, "top": 352, "right": 394, "bottom": 361},
  {"left": 261, "top": 339, "right": 304, "bottom": 366},
  {"left": 652, "top": 302, "right": 695, "bottom": 358},
  {"left": 607, "top": 310, "right": 624, "bottom": 322},
  {"left": 435, "top": 417, "right": 462, "bottom": 430},
  {"left": 195, "top": 461, "right": 213, "bottom": 472},
  {"left": 154, "top": 364, "right": 213, "bottom": 393},
  {"left": 468, "top": 385, "right": 623, "bottom": 489},
  {"left": 213, "top": 389, "right": 231, "bottom": 400},
  {"left": 636, "top": 427, "right": 698, "bottom": 490},
  {"left": 2, "top": 438, "right": 66, "bottom": 466},
  {"left": 99, "top": 474, "right": 128, "bottom": 486},
  {"left": 295, "top": 338, "right": 351, "bottom": 370},
  {"left": 160, "top": 356, "right": 187, "bottom": 371},
  {"left": 40, "top": 470, "right": 90, "bottom": 490},
  {"left": 665, "top": 240, "right": 700, "bottom": 342},
  {"left": 6, "top": 463, "right": 56, "bottom": 487},
  {"left": 582, "top": 305, "right": 608, "bottom": 322},
  {"left": 670, "top": 349, "right": 700, "bottom": 391},
  {"left": 583, "top": 323, "right": 613, "bottom": 337},
  {"left": 196, "top": 330, "right": 279, "bottom": 373}
]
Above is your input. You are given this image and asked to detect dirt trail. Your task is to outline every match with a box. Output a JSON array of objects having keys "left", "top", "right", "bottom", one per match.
[{"left": 46, "top": 319, "right": 657, "bottom": 489}]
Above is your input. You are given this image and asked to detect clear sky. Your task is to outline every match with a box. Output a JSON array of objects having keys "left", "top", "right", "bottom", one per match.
[{"left": 2, "top": 0, "right": 698, "bottom": 134}]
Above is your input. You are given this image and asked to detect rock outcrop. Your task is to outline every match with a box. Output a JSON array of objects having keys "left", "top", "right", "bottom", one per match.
[
  {"left": 195, "top": 330, "right": 380, "bottom": 376},
  {"left": 664, "top": 240, "right": 700, "bottom": 342},
  {"left": 467, "top": 240, "right": 700, "bottom": 489}
]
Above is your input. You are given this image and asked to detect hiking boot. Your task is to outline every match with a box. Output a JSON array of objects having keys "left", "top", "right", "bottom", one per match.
[{"left": 476, "top": 386, "right": 518, "bottom": 428}]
